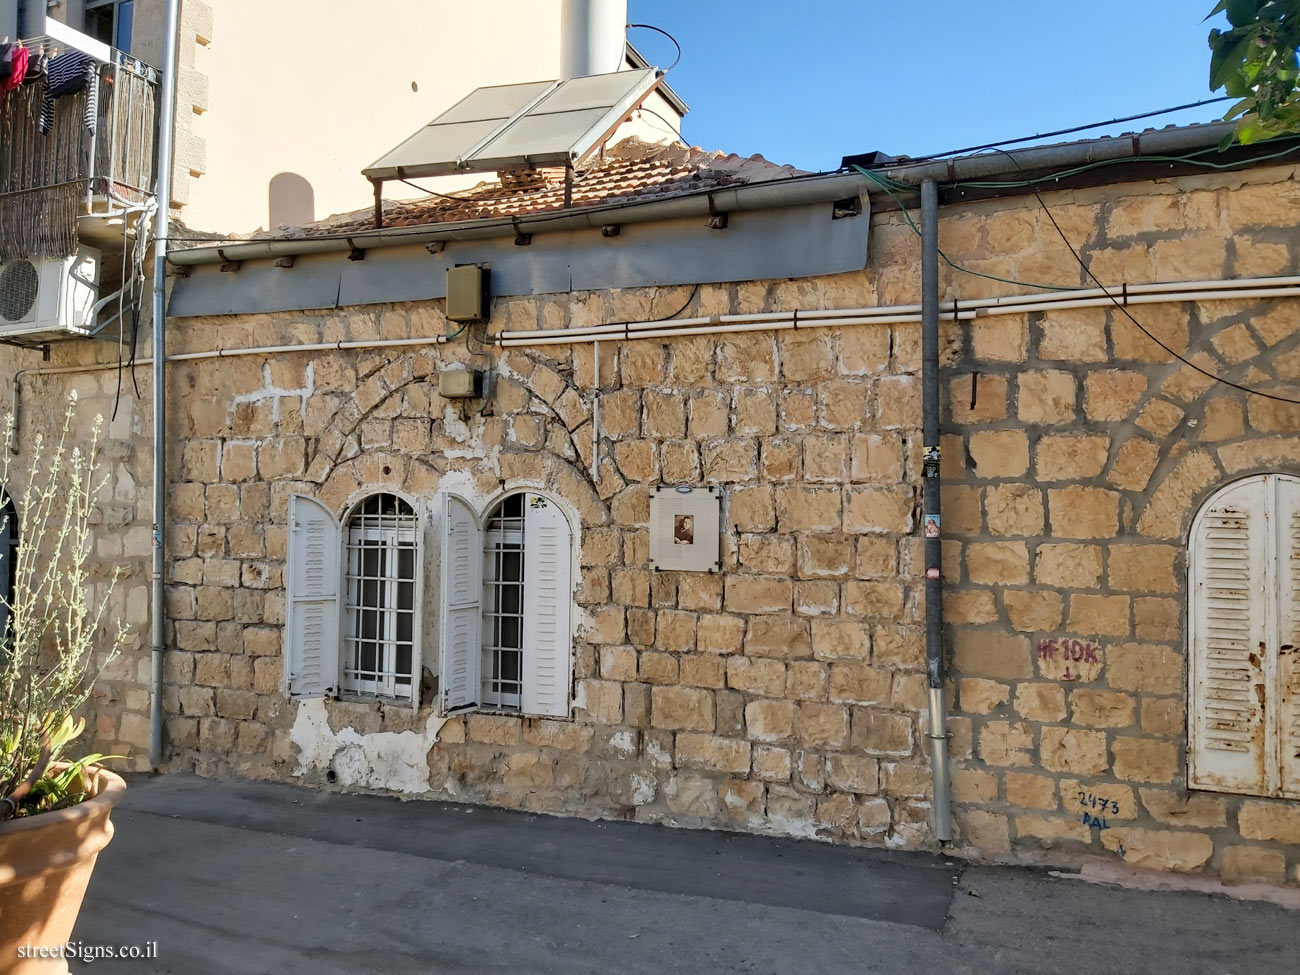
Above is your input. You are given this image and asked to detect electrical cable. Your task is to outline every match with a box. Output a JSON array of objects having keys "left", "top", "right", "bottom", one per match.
[
  {"left": 854, "top": 165, "right": 1084, "bottom": 291},
  {"left": 626, "top": 23, "right": 681, "bottom": 72},
  {"left": 909, "top": 96, "right": 1236, "bottom": 162},
  {"left": 651, "top": 282, "right": 699, "bottom": 322},
  {"left": 986, "top": 146, "right": 1300, "bottom": 406}
]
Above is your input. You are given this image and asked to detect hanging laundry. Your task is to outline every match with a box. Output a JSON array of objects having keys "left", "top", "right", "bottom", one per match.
[
  {"left": 40, "top": 52, "right": 99, "bottom": 135},
  {"left": 0, "top": 44, "right": 29, "bottom": 96},
  {"left": 24, "top": 51, "right": 48, "bottom": 85}
]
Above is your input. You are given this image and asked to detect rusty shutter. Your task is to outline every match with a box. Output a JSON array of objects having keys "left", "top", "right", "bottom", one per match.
[
  {"left": 1189, "top": 476, "right": 1270, "bottom": 796},
  {"left": 1275, "top": 477, "right": 1300, "bottom": 797}
]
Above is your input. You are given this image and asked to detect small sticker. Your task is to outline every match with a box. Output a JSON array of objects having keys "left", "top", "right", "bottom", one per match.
[
  {"left": 922, "top": 445, "right": 941, "bottom": 479},
  {"left": 926, "top": 567, "right": 940, "bottom": 580},
  {"left": 529, "top": 496, "right": 549, "bottom": 509},
  {"left": 923, "top": 513, "right": 941, "bottom": 538}
]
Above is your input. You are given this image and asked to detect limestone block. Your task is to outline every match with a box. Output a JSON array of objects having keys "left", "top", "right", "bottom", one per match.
[
  {"left": 651, "top": 686, "right": 715, "bottom": 731},
  {"left": 1003, "top": 590, "right": 1065, "bottom": 632},
  {"left": 1220, "top": 846, "right": 1288, "bottom": 885},
  {"left": 776, "top": 485, "right": 842, "bottom": 532},
  {"left": 979, "top": 720, "right": 1034, "bottom": 767},
  {"left": 966, "top": 541, "right": 1030, "bottom": 585},
  {"left": 985, "top": 484, "right": 1045, "bottom": 537},
  {"left": 1108, "top": 544, "right": 1178, "bottom": 594},
  {"left": 1137, "top": 789, "right": 1226, "bottom": 829},
  {"left": 828, "top": 662, "right": 891, "bottom": 706},
  {"left": 1065, "top": 594, "right": 1131, "bottom": 638},
  {"left": 1237, "top": 801, "right": 1300, "bottom": 845},
  {"left": 802, "top": 432, "right": 849, "bottom": 482},
  {"left": 849, "top": 708, "right": 912, "bottom": 756},
  {"left": 795, "top": 702, "right": 850, "bottom": 749},
  {"left": 744, "top": 618, "right": 812, "bottom": 659},
  {"left": 1101, "top": 827, "right": 1212, "bottom": 873},
  {"left": 1005, "top": 772, "right": 1058, "bottom": 811},
  {"left": 1069, "top": 689, "right": 1135, "bottom": 728},
  {"left": 959, "top": 678, "right": 1010, "bottom": 714},
  {"left": 1014, "top": 682, "right": 1066, "bottom": 722},
  {"left": 951, "top": 767, "right": 999, "bottom": 803},
  {"left": 1048, "top": 486, "right": 1120, "bottom": 539},
  {"left": 697, "top": 614, "right": 746, "bottom": 654},
  {"left": 949, "top": 373, "right": 1008, "bottom": 424},
  {"left": 952, "top": 629, "right": 1033, "bottom": 679},
  {"left": 1105, "top": 643, "right": 1183, "bottom": 694},
  {"left": 1017, "top": 370, "right": 1077, "bottom": 424},
  {"left": 1039, "top": 726, "right": 1108, "bottom": 775},
  {"left": 745, "top": 699, "right": 797, "bottom": 742},
  {"left": 1033, "top": 543, "right": 1102, "bottom": 588},
  {"left": 676, "top": 733, "right": 751, "bottom": 774},
  {"left": 969, "top": 430, "right": 1030, "bottom": 478},
  {"left": 843, "top": 485, "right": 914, "bottom": 534},
  {"left": 753, "top": 745, "right": 793, "bottom": 781},
  {"left": 733, "top": 388, "right": 777, "bottom": 436},
  {"left": 1014, "top": 814, "right": 1091, "bottom": 845},
  {"left": 760, "top": 438, "right": 800, "bottom": 481},
  {"left": 787, "top": 661, "right": 829, "bottom": 701},
  {"left": 826, "top": 753, "right": 880, "bottom": 794},
  {"left": 726, "top": 656, "right": 786, "bottom": 697},
  {"left": 724, "top": 576, "right": 791, "bottom": 614}
]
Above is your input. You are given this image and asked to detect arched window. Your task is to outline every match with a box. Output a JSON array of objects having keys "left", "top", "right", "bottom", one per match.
[
  {"left": 440, "top": 491, "right": 573, "bottom": 717},
  {"left": 1188, "top": 473, "right": 1300, "bottom": 799},
  {"left": 341, "top": 494, "right": 419, "bottom": 700}
]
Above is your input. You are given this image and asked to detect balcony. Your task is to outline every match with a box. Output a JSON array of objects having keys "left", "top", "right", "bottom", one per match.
[{"left": 0, "top": 33, "right": 158, "bottom": 262}]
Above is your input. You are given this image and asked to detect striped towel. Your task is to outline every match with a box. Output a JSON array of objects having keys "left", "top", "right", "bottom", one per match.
[{"left": 40, "top": 52, "right": 98, "bottom": 135}]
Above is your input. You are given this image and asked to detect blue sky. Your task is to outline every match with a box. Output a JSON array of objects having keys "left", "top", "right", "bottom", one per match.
[{"left": 627, "top": 1, "right": 1232, "bottom": 171}]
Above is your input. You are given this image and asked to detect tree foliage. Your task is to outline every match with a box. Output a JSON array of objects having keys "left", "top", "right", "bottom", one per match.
[{"left": 1209, "top": 0, "right": 1300, "bottom": 141}]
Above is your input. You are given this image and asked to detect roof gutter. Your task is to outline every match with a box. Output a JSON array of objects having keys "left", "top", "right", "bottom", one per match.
[
  {"left": 170, "top": 120, "right": 1249, "bottom": 269},
  {"left": 168, "top": 171, "right": 868, "bottom": 266}
]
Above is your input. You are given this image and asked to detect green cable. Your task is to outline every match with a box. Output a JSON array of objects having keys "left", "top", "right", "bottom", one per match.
[{"left": 853, "top": 166, "right": 1085, "bottom": 292}]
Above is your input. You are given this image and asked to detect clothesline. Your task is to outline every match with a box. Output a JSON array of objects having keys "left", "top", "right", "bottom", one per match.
[{"left": 0, "top": 41, "right": 99, "bottom": 135}]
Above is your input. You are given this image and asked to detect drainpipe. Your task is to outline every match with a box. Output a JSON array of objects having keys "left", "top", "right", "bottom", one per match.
[
  {"left": 149, "top": 0, "right": 181, "bottom": 770},
  {"left": 920, "top": 179, "right": 952, "bottom": 842}
]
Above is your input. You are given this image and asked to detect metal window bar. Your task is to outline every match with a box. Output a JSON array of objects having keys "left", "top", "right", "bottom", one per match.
[
  {"left": 343, "top": 494, "right": 417, "bottom": 700},
  {"left": 482, "top": 494, "right": 525, "bottom": 711}
]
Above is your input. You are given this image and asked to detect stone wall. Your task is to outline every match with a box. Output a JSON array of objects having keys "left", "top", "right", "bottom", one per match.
[{"left": 17, "top": 159, "right": 1300, "bottom": 883}]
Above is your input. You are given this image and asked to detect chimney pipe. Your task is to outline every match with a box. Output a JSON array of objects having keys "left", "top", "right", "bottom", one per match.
[{"left": 560, "top": 0, "right": 628, "bottom": 79}]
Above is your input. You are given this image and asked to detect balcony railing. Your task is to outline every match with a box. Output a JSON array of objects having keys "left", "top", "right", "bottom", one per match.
[{"left": 0, "top": 43, "right": 158, "bottom": 261}]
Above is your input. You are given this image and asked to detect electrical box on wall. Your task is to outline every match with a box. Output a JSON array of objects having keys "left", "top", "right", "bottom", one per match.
[
  {"left": 439, "top": 367, "right": 484, "bottom": 399},
  {"left": 649, "top": 486, "right": 721, "bottom": 572},
  {"left": 446, "top": 264, "right": 489, "bottom": 322}
]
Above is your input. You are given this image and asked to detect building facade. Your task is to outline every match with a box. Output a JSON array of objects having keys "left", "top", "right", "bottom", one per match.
[{"left": 6, "top": 123, "right": 1297, "bottom": 886}]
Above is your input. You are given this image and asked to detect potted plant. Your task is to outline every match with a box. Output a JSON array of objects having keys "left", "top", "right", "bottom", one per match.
[{"left": 0, "top": 394, "right": 128, "bottom": 974}]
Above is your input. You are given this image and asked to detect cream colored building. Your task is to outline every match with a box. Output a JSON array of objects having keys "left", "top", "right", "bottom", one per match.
[{"left": 8, "top": 0, "right": 685, "bottom": 234}]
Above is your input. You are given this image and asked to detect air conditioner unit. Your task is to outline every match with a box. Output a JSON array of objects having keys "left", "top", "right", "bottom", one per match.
[{"left": 0, "top": 247, "right": 102, "bottom": 343}]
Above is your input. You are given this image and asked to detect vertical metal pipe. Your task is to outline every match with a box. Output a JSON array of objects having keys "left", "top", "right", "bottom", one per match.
[
  {"left": 591, "top": 340, "right": 600, "bottom": 479},
  {"left": 920, "top": 179, "right": 952, "bottom": 843},
  {"left": 149, "top": 0, "right": 181, "bottom": 770}
]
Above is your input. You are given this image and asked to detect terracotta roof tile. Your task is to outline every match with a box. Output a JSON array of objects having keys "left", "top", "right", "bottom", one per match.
[{"left": 264, "top": 137, "right": 808, "bottom": 239}]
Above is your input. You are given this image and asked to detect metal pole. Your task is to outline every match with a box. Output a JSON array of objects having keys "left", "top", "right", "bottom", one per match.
[
  {"left": 149, "top": 0, "right": 181, "bottom": 770},
  {"left": 920, "top": 179, "right": 952, "bottom": 843}
]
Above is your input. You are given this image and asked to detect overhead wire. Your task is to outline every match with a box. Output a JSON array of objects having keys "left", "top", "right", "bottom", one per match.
[
  {"left": 982, "top": 146, "right": 1300, "bottom": 406},
  {"left": 626, "top": 23, "right": 681, "bottom": 72},
  {"left": 909, "top": 96, "right": 1236, "bottom": 162}
]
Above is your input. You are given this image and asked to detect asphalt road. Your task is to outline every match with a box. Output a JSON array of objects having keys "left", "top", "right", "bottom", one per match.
[{"left": 64, "top": 775, "right": 1298, "bottom": 974}]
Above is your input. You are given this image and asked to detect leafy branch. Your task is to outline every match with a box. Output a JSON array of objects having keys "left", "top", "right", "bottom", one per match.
[{"left": 1209, "top": 0, "right": 1300, "bottom": 142}]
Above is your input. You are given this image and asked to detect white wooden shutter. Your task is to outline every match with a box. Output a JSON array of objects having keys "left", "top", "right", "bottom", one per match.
[
  {"left": 440, "top": 493, "right": 481, "bottom": 714},
  {"left": 521, "top": 493, "right": 573, "bottom": 717},
  {"left": 1189, "top": 476, "right": 1270, "bottom": 795},
  {"left": 286, "top": 495, "right": 341, "bottom": 698},
  {"left": 1273, "top": 475, "right": 1300, "bottom": 797}
]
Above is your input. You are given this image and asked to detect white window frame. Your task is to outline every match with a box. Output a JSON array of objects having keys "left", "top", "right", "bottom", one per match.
[
  {"left": 1188, "top": 472, "right": 1300, "bottom": 799},
  {"left": 339, "top": 493, "right": 423, "bottom": 704}
]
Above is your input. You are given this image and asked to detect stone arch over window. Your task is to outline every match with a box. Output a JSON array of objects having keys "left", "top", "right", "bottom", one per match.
[{"left": 1187, "top": 472, "right": 1300, "bottom": 799}]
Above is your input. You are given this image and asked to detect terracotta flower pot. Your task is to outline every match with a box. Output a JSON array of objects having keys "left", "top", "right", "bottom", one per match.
[{"left": 0, "top": 766, "right": 126, "bottom": 975}]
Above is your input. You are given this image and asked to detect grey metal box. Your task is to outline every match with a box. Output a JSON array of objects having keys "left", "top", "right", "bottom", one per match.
[{"left": 446, "top": 265, "right": 489, "bottom": 322}]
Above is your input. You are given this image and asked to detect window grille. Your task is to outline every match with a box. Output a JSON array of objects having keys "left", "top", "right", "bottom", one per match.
[
  {"left": 343, "top": 494, "right": 417, "bottom": 700},
  {"left": 482, "top": 493, "right": 525, "bottom": 710}
]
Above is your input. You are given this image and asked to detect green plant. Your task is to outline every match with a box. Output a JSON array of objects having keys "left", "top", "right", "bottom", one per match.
[
  {"left": 0, "top": 393, "right": 127, "bottom": 820},
  {"left": 1208, "top": 1, "right": 1300, "bottom": 142}
]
